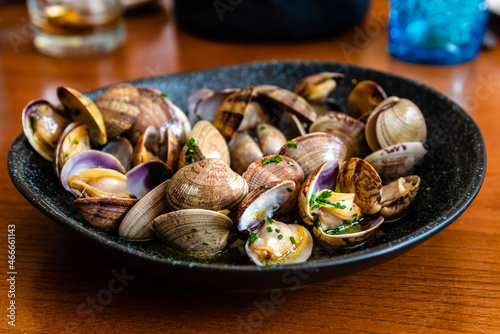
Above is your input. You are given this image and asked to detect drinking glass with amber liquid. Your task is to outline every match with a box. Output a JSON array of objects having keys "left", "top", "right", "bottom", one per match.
[{"left": 27, "top": 0, "right": 126, "bottom": 57}]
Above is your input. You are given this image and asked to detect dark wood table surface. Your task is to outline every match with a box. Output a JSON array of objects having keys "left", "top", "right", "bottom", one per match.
[{"left": 1, "top": 0, "right": 499, "bottom": 333}]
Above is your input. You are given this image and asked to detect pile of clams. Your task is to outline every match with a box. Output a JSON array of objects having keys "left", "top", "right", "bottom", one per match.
[{"left": 22, "top": 73, "right": 427, "bottom": 266}]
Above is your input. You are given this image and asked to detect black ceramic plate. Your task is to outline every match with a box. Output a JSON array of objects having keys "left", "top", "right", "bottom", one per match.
[{"left": 8, "top": 61, "right": 485, "bottom": 289}]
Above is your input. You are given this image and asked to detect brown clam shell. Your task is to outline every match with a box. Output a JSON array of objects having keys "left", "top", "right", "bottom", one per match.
[
  {"left": 347, "top": 80, "right": 387, "bottom": 120},
  {"left": 166, "top": 159, "right": 248, "bottom": 212},
  {"left": 277, "top": 132, "right": 347, "bottom": 178},
  {"left": 151, "top": 209, "right": 233, "bottom": 255},
  {"left": 212, "top": 86, "right": 254, "bottom": 142},
  {"left": 309, "top": 112, "right": 368, "bottom": 157},
  {"left": 380, "top": 175, "right": 420, "bottom": 221},
  {"left": 177, "top": 120, "right": 230, "bottom": 170},
  {"left": 242, "top": 155, "right": 304, "bottom": 214},
  {"left": 293, "top": 72, "right": 344, "bottom": 101},
  {"left": 338, "top": 158, "right": 382, "bottom": 216},
  {"left": 253, "top": 85, "right": 316, "bottom": 124},
  {"left": 57, "top": 86, "right": 107, "bottom": 145},
  {"left": 229, "top": 131, "right": 264, "bottom": 175},
  {"left": 95, "top": 83, "right": 140, "bottom": 139},
  {"left": 118, "top": 180, "right": 170, "bottom": 241},
  {"left": 74, "top": 197, "right": 139, "bottom": 229},
  {"left": 256, "top": 123, "right": 288, "bottom": 156}
]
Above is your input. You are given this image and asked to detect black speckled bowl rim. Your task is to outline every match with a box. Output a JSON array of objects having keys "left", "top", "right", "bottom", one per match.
[{"left": 8, "top": 60, "right": 486, "bottom": 289}]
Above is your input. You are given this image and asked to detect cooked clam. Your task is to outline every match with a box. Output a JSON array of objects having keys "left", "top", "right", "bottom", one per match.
[
  {"left": 293, "top": 72, "right": 344, "bottom": 102},
  {"left": 229, "top": 131, "right": 263, "bottom": 175},
  {"left": 74, "top": 197, "right": 138, "bottom": 229},
  {"left": 237, "top": 180, "right": 296, "bottom": 231},
  {"left": 364, "top": 142, "right": 428, "bottom": 181},
  {"left": 22, "top": 100, "right": 70, "bottom": 161},
  {"left": 166, "top": 159, "right": 248, "bottom": 212},
  {"left": 277, "top": 133, "right": 347, "bottom": 178},
  {"left": 119, "top": 180, "right": 170, "bottom": 241},
  {"left": 95, "top": 83, "right": 140, "bottom": 139},
  {"left": 245, "top": 219, "right": 313, "bottom": 266},
  {"left": 380, "top": 175, "right": 420, "bottom": 221},
  {"left": 347, "top": 80, "right": 387, "bottom": 121},
  {"left": 67, "top": 168, "right": 132, "bottom": 198},
  {"left": 151, "top": 209, "right": 233, "bottom": 255},
  {"left": 338, "top": 157, "right": 382, "bottom": 216},
  {"left": 102, "top": 137, "right": 133, "bottom": 172},
  {"left": 309, "top": 112, "right": 367, "bottom": 157},
  {"left": 57, "top": 86, "right": 107, "bottom": 145},
  {"left": 365, "top": 97, "right": 427, "bottom": 151},
  {"left": 256, "top": 123, "right": 288, "bottom": 156},
  {"left": 54, "top": 122, "right": 90, "bottom": 174}
]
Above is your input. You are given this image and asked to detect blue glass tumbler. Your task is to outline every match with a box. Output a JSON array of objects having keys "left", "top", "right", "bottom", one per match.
[{"left": 388, "top": 0, "right": 489, "bottom": 65}]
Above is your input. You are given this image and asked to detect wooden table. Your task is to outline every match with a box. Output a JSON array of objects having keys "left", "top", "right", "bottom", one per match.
[{"left": 1, "top": 0, "right": 499, "bottom": 333}]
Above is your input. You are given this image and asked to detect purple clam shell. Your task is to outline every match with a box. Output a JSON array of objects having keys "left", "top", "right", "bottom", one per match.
[
  {"left": 314, "top": 160, "right": 339, "bottom": 192},
  {"left": 125, "top": 161, "right": 173, "bottom": 199},
  {"left": 102, "top": 137, "right": 133, "bottom": 171},
  {"left": 60, "top": 150, "right": 126, "bottom": 195}
]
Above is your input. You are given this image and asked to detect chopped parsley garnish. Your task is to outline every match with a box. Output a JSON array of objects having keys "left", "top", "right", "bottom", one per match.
[
  {"left": 260, "top": 185, "right": 268, "bottom": 189},
  {"left": 152, "top": 99, "right": 156, "bottom": 103},
  {"left": 84, "top": 141, "right": 88, "bottom": 147},
  {"left": 310, "top": 191, "right": 346, "bottom": 209},
  {"left": 193, "top": 228, "right": 198, "bottom": 232},
  {"left": 290, "top": 236, "right": 297, "bottom": 244},
  {"left": 324, "top": 219, "right": 363, "bottom": 235},
  {"left": 266, "top": 227, "right": 273, "bottom": 232},
  {"left": 287, "top": 161, "right": 294, "bottom": 167},
  {"left": 203, "top": 242, "right": 209, "bottom": 245},
  {"left": 286, "top": 187, "right": 293, "bottom": 192},
  {"left": 29, "top": 124, "right": 33, "bottom": 129},
  {"left": 266, "top": 217, "right": 274, "bottom": 224},
  {"left": 151, "top": 94, "right": 155, "bottom": 97},
  {"left": 314, "top": 219, "right": 321, "bottom": 228},
  {"left": 68, "top": 136, "right": 71, "bottom": 142},
  {"left": 287, "top": 140, "right": 297, "bottom": 148},
  {"left": 426, "top": 187, "right": 431, "bottom": 191},
  {"left": 65, "top": 154, "right": 69, "bottom": 158},
  {"left": 412, "top": 178, "right": 418, "bottom": 186},
  {"left": 185, "top": 156, "right": 195, "bottom": 163},
  {"left": 250, "top": 233, "right": 258, "bottom": 243},
  {"left": 161, "top": 93, "right": 168, "bottom": 98},
  {"left": 184, "top": 137, "right": 196, "bottom": 163},
  {"left": 260, "top": 126, "right": 266, "bottom": 130},
  {"left": 275, "top": 228, "right": 280, "bottom": 233},
  {"left": 277, "top": 235, "right": 283, "bottom": 240},
  {"left": 262, "top": 155, "right": 283, "bottom": 164},
  {"left": 75, "top": 140, "right": 79, "bottom": 144}
]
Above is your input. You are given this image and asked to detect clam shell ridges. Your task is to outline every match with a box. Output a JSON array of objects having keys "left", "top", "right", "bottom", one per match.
[{"left": 166, "top": 159, "right": 248, "bottom": 211}]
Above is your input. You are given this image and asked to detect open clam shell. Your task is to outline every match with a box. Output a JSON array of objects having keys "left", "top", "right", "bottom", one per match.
[
  {"left": 187, "top": 88, "right": 239, "bottom": 125},
  {"left": 293, "top": 72, "right": 344, "bottom": 102},
  {"left": 212, "top": 86, "right": 254, "bottom": 142},
  {"left": 277, "top": 132, "right": 347, "bottom": 178},
  {"left": 102, "top": 137, "right": 133, "bottom": 172},
  {"left": 380, "top": 175, "right": 421, "bottom": 221},
  {"left": 298, "top": 160, "right": 339, "bottom": 226},
  {"left": 338, "top": 157, "right": 382, "bottom": 216},
  {"left": 178, "top": 120, "right": 230, "bottom": 170},
  {"left": 74, "top": 197, "right": 138, "bottom": 229},
  {"left": 119, "top": 180, "right": 170, "bottom": 241},
  {"left": 166, "top": 159, "right": 248, "bottom": 212},
  {"left": 54, "top": 122, "right": 91, "bottom": 175},
  {"left": 237, "top": 180, "right": 296, "bottom": 231},
  {"left": 245, "top": 219, "right": 313, "bottom": 266},
  {"left": 309, "top": 112, "right": 367, "bottom": 158},
  {"left": 278, "top": 112, "right": 307, "bottom": 139},
  {"left": 151, "top": 209, "right": 233, "bottom": 255},
  {"left": 60, "top": 150, "right": 126, "bottom": 196},
  {"left": 253, "top": 85, "right": 316, "bottom": 125},
  {"left": 125, "top": 160, "right": 173, "bottom": 199},
  {"left": 22, "top": 99, "right": 70, "bottom": 161},
  {"left": 132, "top": 125, "right": 160, "bottom": 167},
  {"left": 364, "top": 142, "right": 428, "bottom": 181},
  {"left": 313, "top": 215, "right": 384, "bottom": 249},
  {"left": 347, "top": 80, "right": 387, "bottom": 121},
  {"left": 95, "top": 83, "right": 140, "bottom": 139},
  {"left": 57, "top": 86, "right": 107, "bottom": 145}
]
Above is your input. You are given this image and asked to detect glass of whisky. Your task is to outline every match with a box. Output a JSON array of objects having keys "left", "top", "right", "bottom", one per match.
[{"left": 27, "top": 0, "right": 126, "bottom": 57}]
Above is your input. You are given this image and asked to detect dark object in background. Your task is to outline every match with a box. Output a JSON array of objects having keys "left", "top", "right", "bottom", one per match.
[{"left": 174, "top": 0, "right": 371, "bottom": 41}]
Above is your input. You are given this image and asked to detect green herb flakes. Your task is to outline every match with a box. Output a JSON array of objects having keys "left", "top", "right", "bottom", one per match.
[
  {"left": 286, "top": 187, "right": 293, "bottom": 192},
  {"left": 287, "top": 140, "right": 297, "bottom": 148},
  {"left": 260, "top": 185, "right": 268, "bottom": 189},
  {"left": 250, "top": 233, "right": 258, "bottom": 243},
  {"left": 266, "top": 227, "right": 273, "bottom": 232},
  {"left": 290, "top": 236, "right": 297, "bottom": 244}
]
